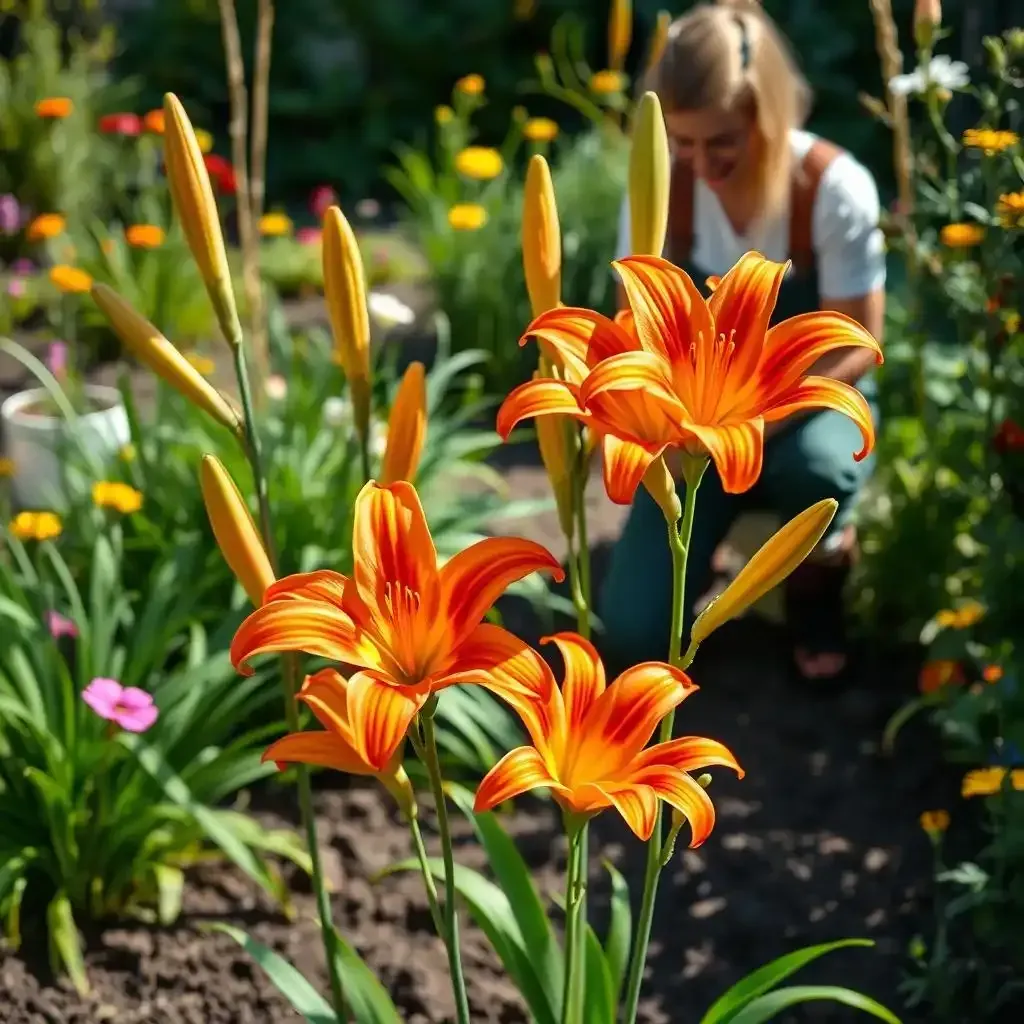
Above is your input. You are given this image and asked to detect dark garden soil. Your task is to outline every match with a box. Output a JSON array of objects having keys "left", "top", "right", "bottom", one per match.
[{"left": 1, "top": 298, "right": 956, "bottom": 1022}]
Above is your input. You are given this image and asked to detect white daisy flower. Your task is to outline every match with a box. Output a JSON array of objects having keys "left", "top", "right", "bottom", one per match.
[{"left": 888, "top": 54, "right": 970, "bottom": 96}]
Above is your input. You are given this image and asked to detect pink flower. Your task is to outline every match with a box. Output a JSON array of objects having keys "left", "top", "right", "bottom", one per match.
[
  {"left": 46, "top": 609, "right": 78, "bottom": 639},
  {"left": 82, "top": 678, "right": 158, "bottom": 733},
  {"left": 6, "top": 279, "right": 26, "bottom": 298},
  {"left": 46, "top": 341, "right": 68, "bottom": 377},
  {"left": 309, "top": 185, "right": 337, "bottom": 220},
  {"left": 296, "top": 226, "right": 322, "bottom": 246}
]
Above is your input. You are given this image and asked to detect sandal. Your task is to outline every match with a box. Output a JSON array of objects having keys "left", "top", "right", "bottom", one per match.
[{"left": 783, "top": 557, "right": 854, "bottom": 686}]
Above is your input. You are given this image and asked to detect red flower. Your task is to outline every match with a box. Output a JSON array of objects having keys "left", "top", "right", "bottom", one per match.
[
  {"left": 310, "top": 185, "right": 337, "bottom": 220},
  {"left": 994, "top": 418, "right": 1024, "bottom": 453},
  {"left": 99, "top": 112, "right": 142, "bottom": 136},
  {"left": 204, "top": 154, "right": 237, "bottom": 195}
]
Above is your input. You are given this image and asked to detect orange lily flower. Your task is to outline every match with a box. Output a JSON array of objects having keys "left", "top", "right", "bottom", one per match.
[
  {"left": 263, "top": 668, "right": 417, "bottom": 811},
  {"left": 474, "top": 633, "right": 742, "bottom": 845},
  {"left": 497, "top": 251, "right": 882, "bottom": 497},
  {"left": 232, "top": 480, "right": 564, "bottom": 715}
]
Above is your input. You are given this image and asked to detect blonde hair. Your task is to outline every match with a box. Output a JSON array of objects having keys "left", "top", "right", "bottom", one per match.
[{"left": 649, "top": 0, "right": 812, "bottom": 222}]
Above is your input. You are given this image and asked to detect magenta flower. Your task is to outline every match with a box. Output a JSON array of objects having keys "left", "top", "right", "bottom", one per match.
[
  {"left": 82, "top": 678, "right": 158, "bottom": 733},
  {"left": 46, "top": 341, "right": 68, "bottom": 377},
  {"left": 46, "top": 609, "right": 78, "bottom": 639},
  {"left": 11, "top": 258, "right": 35, "bottom": 276},
  {"left": 296, "top": 226, "right": 322, "bottom": 246},
  {"left": 309, "top": 184, "right": 337, "bottom": 220}
]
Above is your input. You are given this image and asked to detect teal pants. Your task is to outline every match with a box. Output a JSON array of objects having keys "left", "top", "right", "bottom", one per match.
[{"left": 598, "top": 403, "right": 879, "bottom": 665}]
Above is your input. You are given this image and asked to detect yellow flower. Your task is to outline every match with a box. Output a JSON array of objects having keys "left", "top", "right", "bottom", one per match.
[
  {"left": 200, "top": 455, "right": 275, "bottom": 607},
  {"left": 608, "top": 0, "right": 633, "bottom": 72},
  {"left": 35, "top": 97, "right": 73, "bottom": 119},
  {"left": 126, "top": 224, "right": 166, "bottom": 248},
  {"left": 919, "top": 809, "right": 949, "bottom": 836},
  {"left": 455, "top": 74, "right": 485, "bottom": 95},
  {"left": 454, "top": 146, "right": 504, "bottom": 181},
  {"left": 590, "top": 69, "right": 627, "bottom": 94},
  {"left": 962, "top": 128, "right": 1019, "bottom": 154},
  {"left": 380, "top": 361, "right": 426, "bottom": 485},
  {"left": 996, "top": 192, "right": 1024, "bottom": 229},
  {"left": 0, "top": 457, "right": 14, "bottom": 477},
  {"left": 941, "top": 222, "right": 984, "bottom": 247},
  {"left": 92, "top": 481, "right": 143, "bottom": 514},
  {"left": 935, "top": 600, "right": 985, "bottom": 628},
  {"left": 194, "top": 128, "right": 214, "bottom": 153},
  {"left": 184, "top": 351, "right": 216, "bottom": 376},
  {"left": 9, "top": 511, "right": 62, "bottom": 541},
  {"left": 448, "top": 203, "right": 487, "bottom": 231},
  {"left": 259, "top": 212, "right": 293, "bottom": 237},
  {"left": 26, "top": 214, "right": 66, "bottom": 241},
  {"left": 523, "top": 117, "right": 559, "bottom": 142},
  {"left": 629, "top": 91, "right": 671, "bottom": 257},
  {"left": 962, "top": 767, "right": 1024, "bottom": 798},
  {"left": 435, "top": 105, "right": 454, "bottom": 125},
  {"left": 49, "top": 265, "right": 93, "bottom": 294}
]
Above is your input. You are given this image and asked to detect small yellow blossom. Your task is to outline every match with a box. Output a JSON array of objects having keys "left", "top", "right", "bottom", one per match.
[
  {"left": 126, "top": 224, "right": 166, "bottom": 248},
  {"left": 454, "top": 146, "right": 504, "bottom": 180},
  {"left": 259, "top": 212, "right": 293, "bottom": 237},
  {"left": 996, "top": 192, "right": 1024, "bottom": 229},
  {"left": 26, "top": 214, "right": 66, "bottom": 241},
  {"left": 590, "top": 69, "right": 627, "bottom": 94},
  {"left": 0, "top": 457, "right": 14, "bottom": 477},
  {"left": 435, "top": 105, "right": 454, "bottom": 125},
  {"left": 962, "top": 128, "right": 1019, "bottom": 154},
  {"left": 919, "top": 809, "right": 950, "bottom": 835},
  {"left": 9, "top": 511, "right": 63, "bottom": 541},
  {"left": 962, "top": 767, "right": 1024, "bottom": 799},
  {"left": 49, "top": 265, "right": 93, "bottom": 294},
  {"left": 524, "top": 117, "right": 559, "bottom": 142},
  {"left": 455, "top": 74, "right": 485, "bottom": 96},
  {"left": 940, "top": 222, "right": 985, "bottom": 248},
  {"left": 935, "top": 600, "right": 985, "bottom": 629},
  {"left": 92, "top": 481, "right": 143, "bottom": 514},
  {"left": 184, "top": 351, "right": 216, "bottom": 376},
  {"left": 448, "top": 203, "right": 488, "bottom": 231},
  {"left": 193, "top": 128, "right": 214, "bottom": 153},
  {"left": 35, "top": 97, "right": 73, "bottom": 119}
]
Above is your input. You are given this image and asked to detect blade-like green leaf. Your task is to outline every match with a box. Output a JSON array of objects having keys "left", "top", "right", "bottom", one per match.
[
  {"left": 331, "top": 928, "right": 403, "bottom": 1024},
  {"left": 47, "top": 891, "right": 88, "bottom": 995},
  {"left": 207, "top": 923, "right": 336, "bottom": 1024},
  {"left": 602, "top": 859, "right": 632, "bottom": 1010},
  {"left": 699, "top": 939, "right": 876, "bottom": 1024},
  {"left": 583, "top": 924, "right": 616, "bottom": 1024},
  {"left": 728, "top": 985, "right": 902, "bottom": 1024}
]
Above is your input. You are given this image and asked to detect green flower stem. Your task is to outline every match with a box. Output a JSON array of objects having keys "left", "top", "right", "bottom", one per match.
[
  {"left": 406, "top": 806, "right": 447, "bottom": 940},
  {"left": 561, "top": 820, "right": 588, "bottom": 1024},
  {"left": 572, "top": 442, "right": 593, "bottom": 638},
  {"left": 231, "top": 345, "right": 348, "bottom": 1022},
  {"left": 419, "top": 711, "right": 472, "bottom": 1024},
  {"left": 621, "top": 462, "right": 704, "bottom": 1024},
  {"left": 358, "top": 425, "right": 372, "bottom": 486}
]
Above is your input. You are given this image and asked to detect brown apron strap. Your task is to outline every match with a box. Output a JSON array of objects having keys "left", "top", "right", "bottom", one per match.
[
  {"left": 667, "top": 157, "right": 694, "bottom": 264},
  {"left": 788, "top": 138, "right": 843, "bottom": 275}
]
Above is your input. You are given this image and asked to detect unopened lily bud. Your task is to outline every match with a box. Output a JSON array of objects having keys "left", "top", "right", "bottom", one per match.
[
  {"left": 914, "top": 0, "right": 941, "bottom": 50},
  {"left": 163, "top": 94, "right": 243, "bottom": 349},
  {"left": 645, "top": 11, "right": 672, "bottom": 75},
  {"left": 384, "top": 764, "right": 418, "bottom": 820},
  {"left": 609, "top": 0, "right": 632, "bottom": 71},
  {"left": 380, "top": 361, "right": 426, "bottom": 485},
  {"left": 534, "top": 357, "right": 577, "bottom": 541},
  {"left": 641, "top": 455, "right": 681, "bottom": 524},
  {"left": 628, "top": 92, "right": 671, "bottom": 257},
  {"left": 522, "top": 155, "right": 561, "bottom": 317}
]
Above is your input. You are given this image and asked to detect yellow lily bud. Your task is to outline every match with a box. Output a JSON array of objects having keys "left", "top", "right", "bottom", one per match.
[
  {"left": 645, "top": 11, "right": 672, "bottom": 75},
  {"left": 322, "top": 205, "right": 372, "bottom": 444},
  {"left": 688, "top": 498, "right": 839, "bottom": 652},
  {"left": 641, "top": 455, "right": 680, "bottom": 525},
  {"left": 608, "top": 0, "right": 632, "bottom": 72},
  {"left": 91, "top": 284, "right": 242, "bottom": 436},
  {"left": 628, "top": 92, "right": 671, "bottom": 257},
  {"left": 535, "top": 358, "right": 578, "bottom": 541},
  {"left": 522, "top": 155, "right": 561, "bottom": 317},
  {"left": 380, "top": 361, "right": 426, "bottom": 485},
  {"left": 199, "top": 455, "right": 275, "bottom": 606},
  {"left": 162, "top": 93, "right": 243, "bottom": 350}
]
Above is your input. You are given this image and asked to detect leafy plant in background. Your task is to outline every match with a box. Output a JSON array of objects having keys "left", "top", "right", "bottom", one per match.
[{"left": 0, "top": 520, "right": 303, "bottom": 992}]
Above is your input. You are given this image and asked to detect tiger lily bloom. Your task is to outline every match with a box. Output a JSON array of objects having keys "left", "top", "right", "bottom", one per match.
[
  {"left": 497, "top": 251, "right": 883, "bottom": 497},
  {"left": 231, "top": 480, "right": 564, "bottom": 715},
  {"left": 474, "top": 633, "right": 742, "bottom": 845},
  {"left": 263, "top": 668, "right": 417, "bottom": 813}
]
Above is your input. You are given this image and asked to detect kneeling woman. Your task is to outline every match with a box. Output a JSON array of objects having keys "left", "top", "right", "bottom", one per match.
[{"left": 600, "top": 0, "right": 886, "bottom": 681}]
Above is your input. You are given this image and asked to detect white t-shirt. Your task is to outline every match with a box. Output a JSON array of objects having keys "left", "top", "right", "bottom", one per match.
[{"left": 615, "top": 130, "right": 886, "bottom": 300}]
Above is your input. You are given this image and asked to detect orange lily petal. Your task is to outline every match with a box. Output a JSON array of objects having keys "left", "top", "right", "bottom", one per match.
[
  {"left": 708, "top": 251, "right": 788, "bottom": 382},
  {"left": 761, "top": 376, "right": 875, "bottom": 460},
  {"left": 474, "top": 745, "right": 565, "bottom": 811},
  {"left": 496, "top": 378, "right": 588, "bottom": 441},
  {"left": 231, "top": 598, "right": 383, "bottom": 676},
  {"left": 380, "top": 361, "right": 427, "bottom": 485},
  {"left": 523, "top": 306, "right": 639, "bottom": 376},
  {"left": 627, "top": 766, "right": 716, "bottom": 847},
  {"left": 262, "top": 730, "right": 370, "bottom": 775},
  {"left": 601, "top": 435, "right": 666, "bottom": 505},
  {"left": 578, "top": 350, "right": 682, "bottom": 411},
  {"left": 299, "top": 668, "right": 352, "bottom": 734},
  {"left": 542, "top": 632, "right": 605, "bottom": 732},
  {"left": 613, "top": 255, "right": 714, "bottom": 367},
  {"left": 755, "top": 311, "right": 883, "bottom": 398},
  {"left": 263, "top": 569, "right": 351, "bottom": 606},
  {"left": 352, "top": 480, "right": 439, "bottom": 611},
  {"left": 629, "top": 735, "right": 744, "bottom": 778},
  {"left": 687, "top": 419, "right": 764, "bottom": 495},
  {"left": 344, "top": 670, "right": 423, "bottom": 771},
  {"left": 440, "top": 536, "right": 564, "bottom": 645},
  {"left": 595, "top": 782, "right": 659, "bottom": 840}
]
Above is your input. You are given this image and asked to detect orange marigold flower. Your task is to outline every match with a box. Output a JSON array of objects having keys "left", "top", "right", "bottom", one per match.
[
  {"left": 982, "top": 664, "right": 1004, "bottom": 683},
  {"left": 524, "top": 117, "right": 559, "bottom": 142},
  {"left": 26, "top": 213, "right": 66, "bottom": 241},
  {"left": 962, "top": 767, "right": 1024, "bottom": 799},
  {"left": 498, "top": 252, "right": 881, "bottom": 498},
  {"left": 35, "top": 96, "right": 73, "bottom": 119},
  {"left": 455, "top": 74, "right": 485, "bottom": 95},
  {"left": 9, "top": 510, "right": 62, "bottom": 541},
  {"left": 941, "top": 222, "right": 985, "bottom": 247},
  {"left": 125, "top": 224, "right": 165, "bottom": 248},
  {"left": 231, "top": 482, "right": 564, "bottom": 725},
  {"left": 448, "top": 203, "right": 487, "bottom": 231},
  {"left": 143, "top": 109, "right": 165, "bottom": 134},
  {"left": 454, "top": 146, "right": 504, "bottom": 181},
  {"left": 919, "top": 809, "right": 950, "bottom": 835},
  {"left": 474, "top": 632, "right": 742, "bottom": 844},
  {"left": 590, "top": 69, "right": 627, "bottom": 94},
  {"left": 92, "top": 481, "right": 143, "bottom": 514},
  {"left": 996, "top": 191, "right": 1024, "bottom": 230},
  {"left": 919, "top": 659, "right": 964, "bottom": 693},
  {"left": 935, "top": 600, "right": 985, "bottom": 629},
  {"left": 962, "top": 128, "right": 1019, "bottom": 154},
  {"left": 49, "top": 265, "right": 93, "bottom": 294}
]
